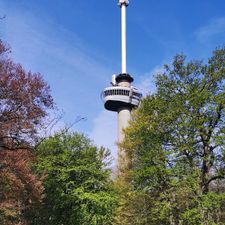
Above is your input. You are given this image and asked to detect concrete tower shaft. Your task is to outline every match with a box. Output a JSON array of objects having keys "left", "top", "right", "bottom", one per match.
[{"left": 118, "top": 107, "right": 131, "bottom": 143}]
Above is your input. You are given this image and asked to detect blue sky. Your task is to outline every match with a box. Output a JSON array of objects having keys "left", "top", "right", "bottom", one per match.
[{"left": 0, "top": 0, "right": 224, "bottom": 163}]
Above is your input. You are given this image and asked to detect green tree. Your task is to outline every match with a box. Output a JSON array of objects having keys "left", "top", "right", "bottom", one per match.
[
  {"left": 117, "top": 45, "right": 225, "bottom": 224},
  {"left": 33, "top": 130, "right": 117, "bottom": 225}
]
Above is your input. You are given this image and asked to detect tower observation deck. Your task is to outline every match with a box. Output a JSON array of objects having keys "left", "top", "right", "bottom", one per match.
[{"left": 102, "top": 0, "right": 142, "bottom": 146}]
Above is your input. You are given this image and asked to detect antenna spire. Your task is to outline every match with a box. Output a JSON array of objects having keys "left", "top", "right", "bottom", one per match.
[{"left": 119, "top": 0, "right": 129, "bottom": 73}]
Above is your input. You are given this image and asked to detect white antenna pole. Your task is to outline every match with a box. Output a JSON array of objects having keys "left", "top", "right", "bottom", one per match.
[
  {"left": 119, "top": 0, "right": 129, "bottom": 74},
  {"left": 121, "top": 4, "right": 127, "bottom": 73}
]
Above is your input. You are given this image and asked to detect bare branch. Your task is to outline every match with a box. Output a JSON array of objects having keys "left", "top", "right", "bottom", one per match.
[{"left": 206, "top": 175, "right": 225, "bottom": 186}]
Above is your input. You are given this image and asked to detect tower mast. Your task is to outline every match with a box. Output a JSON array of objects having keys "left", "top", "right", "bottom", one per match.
[{"left": 102, "top": 0, "right": 142, "bottom": 171}]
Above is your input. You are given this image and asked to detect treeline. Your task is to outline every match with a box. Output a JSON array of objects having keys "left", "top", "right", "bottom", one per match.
[{"left": 0, "top": 38, "right": 224, "bottom": 225}]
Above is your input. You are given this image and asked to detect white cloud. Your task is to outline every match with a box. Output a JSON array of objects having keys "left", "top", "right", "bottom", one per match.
[
  {"left": 195, "top": 17, "right": 225, "bottom": 42},
  {"left": 136, "top": 66, "right": 163, "bottom": 96},
  {"left": 89, "top": 110, "right": 117, "bottom": 166}
]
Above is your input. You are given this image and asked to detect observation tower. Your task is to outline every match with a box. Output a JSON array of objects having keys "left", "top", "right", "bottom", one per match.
[{"left": 102, "top": 0, "right": 142, "bottom": 152}]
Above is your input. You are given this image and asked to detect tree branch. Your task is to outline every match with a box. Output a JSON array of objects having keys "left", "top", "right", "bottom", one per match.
[{"left": 206, "top": 175, "right": 225, "bottom": 186}]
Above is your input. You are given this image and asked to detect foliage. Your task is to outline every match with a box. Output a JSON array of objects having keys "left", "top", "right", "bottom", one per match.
[
  {"left": 33, "top": 130, "right": 117, "bottom": 225},
  {"left": 117, "top": 45, "right": 225, "bottom": 224},
  {"left": 0, "top": 39, "right": 54, "bottom": 225},
  {"left": 0, "top": 149, "right": 44, "bottom": 225},
  {"left": 0, "top": 40, "right": 54, "bottom": 147}
]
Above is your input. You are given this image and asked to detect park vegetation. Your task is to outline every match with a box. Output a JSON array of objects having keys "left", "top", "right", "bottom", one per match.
[{"left": 0, "top": 37, "right": 224, "bottom": 225}]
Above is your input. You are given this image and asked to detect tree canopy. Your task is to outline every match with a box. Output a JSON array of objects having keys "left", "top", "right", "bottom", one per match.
[
  {"left": 0, "top": 40, "right": 54, "bottom": 148},
  {"left": 33, "top": 130, "right": 117, "bottom": 225},
  {"left": 116, "top": 45, "right": 225, "bottom": 224}
]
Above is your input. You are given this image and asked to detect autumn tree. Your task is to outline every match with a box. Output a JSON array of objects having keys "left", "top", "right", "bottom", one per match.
[
  {"left": 0, "top": 40, "right": 54, "bottom": 225},
  {"left": 116, "top": 45, "right": 225, "bottom": 224},
  {"left": 32, "top": 130, "right": 117, "bottom": 225}
]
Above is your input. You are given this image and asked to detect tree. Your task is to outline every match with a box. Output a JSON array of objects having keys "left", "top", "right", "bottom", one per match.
[
  {"left": 0, "top": 40, "right": 54, "bottom": 225},
  {"left": 117, "top": 45, "right": 225, "bottom": 224},
  {"left": 33, "top": 130, "right": 117, "bottom": 225},
  {"left": 0, "top": 40, "right": 54, "bottom": 147}
]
